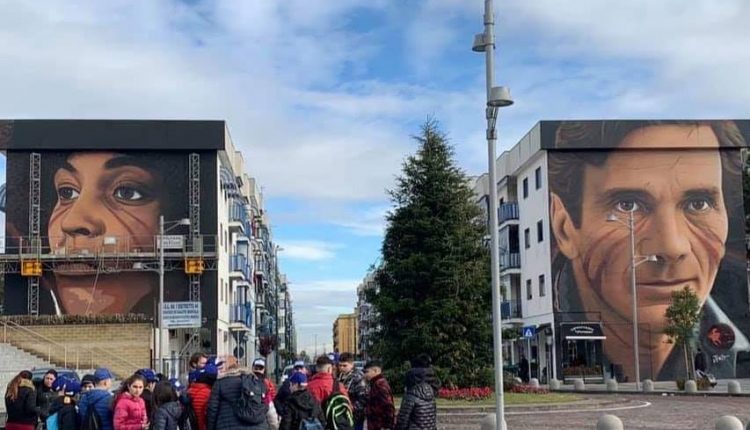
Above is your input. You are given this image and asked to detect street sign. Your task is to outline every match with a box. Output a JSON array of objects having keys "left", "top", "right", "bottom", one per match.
[
  {"left": 158, "top": 235, "right": 184, "bottom": 250},
  {"left": 162, "top": 301, "right": 201, "bottom": 329},
  {"left": 522, "top": 325, "right": 536, "bottom": 338}
]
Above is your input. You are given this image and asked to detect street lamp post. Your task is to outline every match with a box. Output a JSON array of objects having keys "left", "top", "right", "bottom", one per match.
[
  {"left": 473, "top": 1, "right": 513, "bottom": 429},
  {"left": 607, "top": 211, "right": 657, "bottom": 390}
]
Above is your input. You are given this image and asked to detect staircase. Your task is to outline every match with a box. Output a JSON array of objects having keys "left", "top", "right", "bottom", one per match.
[{"left": 0, "top": 342, "right": 56, "bottom": 405}]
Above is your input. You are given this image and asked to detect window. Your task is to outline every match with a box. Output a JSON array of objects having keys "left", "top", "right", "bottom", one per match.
[
  {"left": 539, "top": 274, "right": 546, "bottom": 297},
  {"left": 524, "top": 228, "right": 530, "bottom": 249},
  {"left": 537, "top": 220, "right": 544, "bottom": 243},
  {"left": 526, "top": 279, "right": 532, "bottom": 300},
  {"left": 535, "top": 167, "right": 542, "bottom": 190},
  {"left": 522, "top": 177, "right": 529, "bottom": 198}
]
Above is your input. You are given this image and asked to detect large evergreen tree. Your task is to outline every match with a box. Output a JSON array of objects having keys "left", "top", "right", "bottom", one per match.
[{"left": 370, "top": 120, "right": 492, "bottom": 383}]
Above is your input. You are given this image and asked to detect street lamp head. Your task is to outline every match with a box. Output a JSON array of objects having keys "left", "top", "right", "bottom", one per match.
[
  {"left": 177, "top": 218, "right": 191, "bottom": 226},
  {"left": 488, "top": 86, "right": 514, "bottom": 107},
  {"left": 471, "top": 33, "right": 486, "bottom": 52}
]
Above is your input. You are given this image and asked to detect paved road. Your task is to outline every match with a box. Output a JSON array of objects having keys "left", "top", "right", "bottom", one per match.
[{"left": 438, "top": 395, "right": 750, "bottom": 429}]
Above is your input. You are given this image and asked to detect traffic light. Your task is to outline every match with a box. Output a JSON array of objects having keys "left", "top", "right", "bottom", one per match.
[
  {"left": 21, "top": 260, "right": 42, "bottom": 277},
  {"left": 184, "top": 258, "right": 204, "bottom": 274}
]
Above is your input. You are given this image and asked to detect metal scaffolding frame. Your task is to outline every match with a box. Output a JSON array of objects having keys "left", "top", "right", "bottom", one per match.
[{"left": 27, "top": 153, "right": 41, "bottom": 316}]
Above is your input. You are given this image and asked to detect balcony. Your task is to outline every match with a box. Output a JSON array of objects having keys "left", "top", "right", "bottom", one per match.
[
  {"left": 229, "top": 303, "right": 252, "bottom": 331},
  {"left": 499, "top": 252, "right": 521, "bottom": 270},
  {"left": 501, "top": 300, "right": 522, "bottom": 320},
  {"left": 228, "top": 202, "right": 251, "bottom": 234},
  {"left": 499, "top": 202, "right": 519, "bottom": 224},
  {"left": 229, "top": 254, "right": 251, "bottom": 279}
]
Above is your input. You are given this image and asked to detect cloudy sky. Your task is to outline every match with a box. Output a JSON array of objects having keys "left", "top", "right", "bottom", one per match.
[{"left": 1, "top": 0, "right": 750, "bottom": 354}]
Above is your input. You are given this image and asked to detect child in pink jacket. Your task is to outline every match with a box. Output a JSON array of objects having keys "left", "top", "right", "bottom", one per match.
[{"left": 113, "top": 375, "right": 149, "bottom": 430}]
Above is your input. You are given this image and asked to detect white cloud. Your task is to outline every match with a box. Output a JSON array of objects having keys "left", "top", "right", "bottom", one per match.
[{"left": 277, "top": 241, "right": 341, "bottom": 261}]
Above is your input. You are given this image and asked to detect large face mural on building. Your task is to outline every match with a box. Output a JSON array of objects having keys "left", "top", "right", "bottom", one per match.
[
  {"left": 546, "top": 120, "right": 750, "bottom": 381},
  {"left": 0, "top": 120, "right": 218, "bottom": 318}
]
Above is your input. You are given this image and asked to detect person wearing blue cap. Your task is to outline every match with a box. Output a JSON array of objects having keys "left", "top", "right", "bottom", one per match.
[
  {"left": 78, "top": 368, "right": 115, "bottom": 430},
  {"left": 135, "top": 368, "right": 159, "bottom": 424},
  {"left": 280, "top": 372, "right": 325, "bottom": 430},
  {"left": 48, "top": 376, "right": 81, "bottom": 430},
  {"left": 274, "top": 360, "right": 307, "bottom": 417}
]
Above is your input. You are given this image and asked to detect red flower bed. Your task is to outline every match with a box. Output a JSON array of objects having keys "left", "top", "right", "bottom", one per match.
[
  {"left": 438, "top": 386, "right": 493, "bottom": 401},
  {"left": 509, "top": 384, "right": 549, "bottom": 394}
]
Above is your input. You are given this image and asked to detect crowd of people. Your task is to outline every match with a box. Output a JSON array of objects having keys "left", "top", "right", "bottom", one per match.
[{"left": 3, "top": 352, "right": 439, "bottom": 430}]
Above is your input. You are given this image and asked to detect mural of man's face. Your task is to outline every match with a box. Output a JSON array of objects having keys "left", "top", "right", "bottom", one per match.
[{"left": 552, "top": 125, "right": 728, "bottom": 332}]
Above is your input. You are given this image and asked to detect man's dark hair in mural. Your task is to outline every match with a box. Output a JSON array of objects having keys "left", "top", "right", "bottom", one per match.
[{"left": 548, "top": 120, "right": 750, "bottom": 381}]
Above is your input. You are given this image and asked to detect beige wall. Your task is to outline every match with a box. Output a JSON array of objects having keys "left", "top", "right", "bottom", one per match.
[
  {"left": 3, "top": 323, "right": 152, "bottom": 378},
  {"left": 333, "top": 313, "right": 357, "bottom": 355}
]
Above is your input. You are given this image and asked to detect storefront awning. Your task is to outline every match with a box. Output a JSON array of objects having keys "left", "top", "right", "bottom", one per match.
[{"left": 562, "top": 323, "right": 606, "bottom": 340}]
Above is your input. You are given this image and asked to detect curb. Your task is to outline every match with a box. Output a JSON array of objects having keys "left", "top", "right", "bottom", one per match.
[
  {"left": 550, "top": 389, "right": 750, "bottom": 398},
  {"left": 437, "top": 397, "right": 623, "bottom": 414}
]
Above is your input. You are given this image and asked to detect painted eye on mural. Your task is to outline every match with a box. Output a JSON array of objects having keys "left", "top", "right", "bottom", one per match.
[
  {"left": 685, "top": 198, "right": 713, "bottom": 213},
  {"left": 113, "top": 185, "right": 146, "bottom": 202},
  {"left": 57, "top": 186, "right": 80, "bottom": 201},
  {"left": 614, "top": 200, "right": 640, "bottom": 213}
]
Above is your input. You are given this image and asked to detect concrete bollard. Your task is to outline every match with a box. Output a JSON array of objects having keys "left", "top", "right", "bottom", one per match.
[
  {"left": 480, "top": 413, "right": 507, "bottom": 430},
  {"left": 574, "top": 379, "right": 585, "bottom": 391},
  {"left": 714, "top": 415, "right": 744, "bottom": 430},
  {"left": 596, "top": 414, "right": 624, "bottom": 430},
  {"left": 606, "top": 379, "right": 618, "bottom": 392},
  {"left": 727, "top": 380, "right": 742, "bottom": 394},
  {"left": 549, "top": 379, "right": 561, "bottom": 390},
  {"left": 530, "top": 378, "right": 540, "bottom": 388},
  {"left": 642, "top": 379, "right": 654, "bottom": 392},
  {"left": 685, "top": 380, "right": 697, "bottom": 393}
]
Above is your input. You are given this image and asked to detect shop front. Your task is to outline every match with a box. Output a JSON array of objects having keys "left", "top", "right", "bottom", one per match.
[{"left": 559, "top": 322, "right": 605, "bottom": 382}]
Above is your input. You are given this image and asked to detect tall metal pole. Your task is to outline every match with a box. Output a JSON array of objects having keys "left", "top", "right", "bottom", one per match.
[
  {"left": 159, "top": 215, "right": 166, "bottom": 374},
  {"left": 629, "top": 210, "right": 641, "bottom": 390},
  {"left": 483, "top": 0, "right": 506, "bottom": 428}
]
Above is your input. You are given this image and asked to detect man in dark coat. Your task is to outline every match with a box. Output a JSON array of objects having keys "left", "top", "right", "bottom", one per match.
[
  {"left": 363, "top": 361, "right": 395, "bottom": 430},
  {"left": 280, "top": 373, "right": 326, "bottom": 430},
  {"left": 206, "top": 366, "right": 269, "bottom": 430},
  {"left": 274, "top": 361, "right": 306, "bottom": 417},
  {"left": 396, "top": 355, "right": 438, "bottom": 430}
]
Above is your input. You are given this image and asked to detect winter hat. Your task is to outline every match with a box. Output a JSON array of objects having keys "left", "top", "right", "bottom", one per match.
[
  {"left": 293, "top": 360, "right": 305, "bottom": 368},
  {"left": 289, "top": 372, "right": 307, "bottom": 386},
  {"left": 136, "top": 368, "right": 159, "bottom": 383},
  {"left": 52, "top": 375, "right": 71, "bottom": 392},
  {"left": 63, "top": 380, "right": 81, "bottom": 396},
  {"left": 94, "top": 368, "right": 113, "bottom": 382},
  {"left": 81, "top": 374, "right": 97, "bottom": 386}
]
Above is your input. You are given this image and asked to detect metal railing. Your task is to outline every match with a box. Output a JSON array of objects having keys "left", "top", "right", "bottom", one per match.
[
  {"left": 499, "top": 252, "right": 521, "bottom": 269},
  {"left": 0, "top": 320, "right": 141, "bottom": 374},
  {"left": 499, "top": 202, "right": 519, "bottom": 223},
  {"left": 0, "top": 235, "right": 219, "bottom": 256},
  {"left": 501, "top": 300, "right": 522, "bottom": 319}
]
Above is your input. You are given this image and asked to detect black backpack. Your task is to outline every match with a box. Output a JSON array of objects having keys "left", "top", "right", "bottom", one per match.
[
  {"left": 80, "top": 396, "right": 106, "bottom": 430},
  {"left": 321, "top": 380, "right": 354, "bottom": 430},
  {"left": 233, "top": 374, "right": 268, "bottom": 425}
]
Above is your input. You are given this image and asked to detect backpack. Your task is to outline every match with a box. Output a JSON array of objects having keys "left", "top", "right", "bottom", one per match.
[
  {"left": 233, "top": 374, "right": 269, "bottom": 425},
  {"left": 46, "top": 412, "right": 59, "bottom": 430},
  {"left": 322, "top": 380, "right": 354, "bottom": 430},
  {"left": 80, "top": 395, "right": 106, "bottom": 430},
  {"left": 300, "top": 417, "right": 325, "bottom": 430}
]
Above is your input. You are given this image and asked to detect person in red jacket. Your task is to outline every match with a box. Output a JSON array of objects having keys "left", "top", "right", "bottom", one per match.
[
  {"left": 364, "top": 361, "right": 395, "bottom": 430},
  {"left": 187, "top": 358, "right": 221, "bottom": 430},
  {"left": 307, "top": 355, "right": 350, "bottom": 405},
  {"left": 113, "top": 374, "right": 149, "bottom": 430}
]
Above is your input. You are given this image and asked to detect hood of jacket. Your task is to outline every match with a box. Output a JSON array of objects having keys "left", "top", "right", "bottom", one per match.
[
  {"left": 308, "top": 372, "right": 334, "bottom": 384},
  {"left": 409, "top": 382, "right": 435, "bottom": 401},
  {"left": 19, "top": 379, "right": 35, "bottom": 391},
  {"left": 288, "top": 389, "right": 317, "bottom": 413},
  {"left": 217, "top": 367, "right": 254, "bottom": 379},
  {"left": 84, "top": 388, "right": 111, "bottom": 404},
  {"left": 160, "top": 401, "right": 183, "bottom": 420},
  {"left": 405, "top": 367, "right": 439, "bottom": 392}
]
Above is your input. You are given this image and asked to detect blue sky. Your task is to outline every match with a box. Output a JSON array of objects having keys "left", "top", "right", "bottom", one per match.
[{"left": 1, "top": 0, "right": 750, "bottom": 354}]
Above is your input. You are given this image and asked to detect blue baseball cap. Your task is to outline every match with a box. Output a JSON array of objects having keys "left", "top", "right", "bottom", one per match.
[
  {"left": 136, "top": 368, "right": 158, "bottom": 383},
  {"left": 94, "top": 368, "right": 113, "bottom": 381},
  {"left": 289, "top": 372, "right": 307, "bottom": 386}
]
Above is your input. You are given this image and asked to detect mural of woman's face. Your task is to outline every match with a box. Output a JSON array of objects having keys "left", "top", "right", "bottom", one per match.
[{"left": 47, "top": 152, "right": 162, "bottom": 314}]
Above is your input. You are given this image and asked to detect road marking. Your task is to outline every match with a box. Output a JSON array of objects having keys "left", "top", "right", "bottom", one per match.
[{"left": 438, "top": 401, "right": 652, "bottom": 416}]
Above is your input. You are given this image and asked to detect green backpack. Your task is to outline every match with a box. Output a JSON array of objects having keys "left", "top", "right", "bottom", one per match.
[{"left": 322, "top": 380, "right": 354, "bottom": 430}]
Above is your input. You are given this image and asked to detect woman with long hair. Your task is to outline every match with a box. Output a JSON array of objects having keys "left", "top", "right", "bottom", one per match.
[
  {"left": 151, "top": 381, "right": 183, "bottom": 430},
  {"left": 113, "top": 374, "right": 149, "bottom": 430},
  {"left": 4, "top": 370, "right": 38, "bottom": 430}
]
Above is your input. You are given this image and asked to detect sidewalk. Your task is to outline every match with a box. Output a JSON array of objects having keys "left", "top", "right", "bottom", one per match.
[{"left": 551, "top": 378, "right": 750, "bottom": 396}]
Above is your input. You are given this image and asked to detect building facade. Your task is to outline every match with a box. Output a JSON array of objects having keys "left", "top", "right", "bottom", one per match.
[
  {"left": 333, "top": 313, "right": 358, "bottom": 355},
  {"left": 355, "top": 269, "right": 379, "bottom": 360},
  {"left": 475, "top": 120, "right": 750, "bottom": 382},
  {"left": 0, "top": 120, "right": 296, "bottom": 378}
]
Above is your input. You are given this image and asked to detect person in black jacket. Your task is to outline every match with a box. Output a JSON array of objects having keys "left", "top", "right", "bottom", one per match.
[
  {"left": 336, "top": 353, "right": 366, "bottom": 430},
  {"left": 274, "top": 361, "right": 306, "bottom": 417},
  {"left": 396, "top": 355, "right": 438, "bottom": 430},
  {"left": 279, "top": 373, "right": 325, "bottom": 430},
  {"left": 48, "top": 377, "right": 81, "bottom": 430},
  {"left": 5, "top": 370, "right": 39, "bottom": 430},
  {"left": 206, "top": 365, "right": 269, "bottom": 430},
  {"left": 37, "top": 369, "right": 58, "bottom": 425}
]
